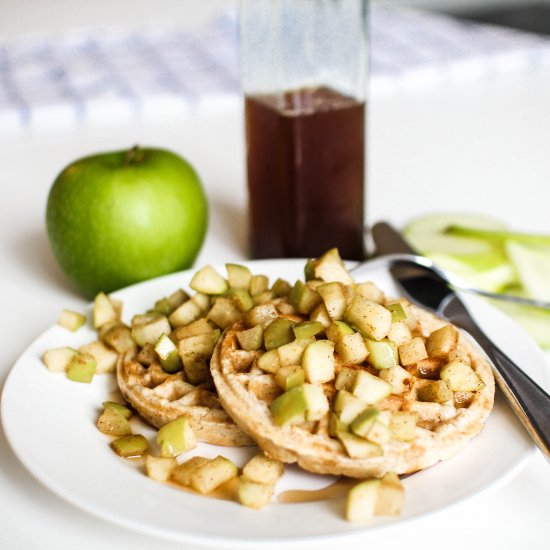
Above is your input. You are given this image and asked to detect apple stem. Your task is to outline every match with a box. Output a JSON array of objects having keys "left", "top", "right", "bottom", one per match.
[{"left": 124, "top": 145, "right": 143, "bottom": 166}]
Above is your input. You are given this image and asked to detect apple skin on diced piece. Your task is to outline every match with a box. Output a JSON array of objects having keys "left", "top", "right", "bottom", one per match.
[
  {"left": 440, "top": 359, "right": 485, "bottom": 391},
  {"left": 338, "top": 431, "right": 383, "bottom": 459},
  {"left": 325, "top": 320, "right": 354, "bottom": 343},
  {"left": 271, "top": 278, "right": 292, "bottom": 297},
  {"left": 168, "top": 299, "right": 203, "bottom": 328},
  {"left": 157, "top": 416, "right": 197, "bottom": 457},
  {"left": 66, "top": 352, "right": 97, "bottom": 383},
  {"left": 275, "top": 365, "right": 306, "bottom": 390},
  {"left": 264, "top": 318, "right": 295, "bottom": 350},
  {"left": 225, "top": 288, "right": 254, "bottom": 312},
  {"left": 131, "top": 312, "right": 171, "bottom": 347},
  {"left": 79, "top": 340, "right": 118, "bottom": 374},
  {"left": 352, "top": 370, "right": 393, "bottom": 404},
  {"left": 302, "top": 340, "right": 335, "bottom": 384},
  {"left": 190, "top": 265, "right": 228, "bottom": 295},
  {"left": 289, "top": 280, "right": 322, "bottom": 315},
  {"left": 102, "top": 401, "right": 132, "bottom": 419},
  {"left": 365, "top": 339, "right": 398, "bottom": 370},
  {"left": 270, "top": 383, "right": 328, "bottom": 425},
  {"left": 100, "top": 323, "right": 136, "bottom": 353},
  {"left": 349, "top": 407, "right": 380, "bottom": 438},
  {"left": 111, "top": 434, "right": 149, "bottom": 458},
  {"left": 335, "top": 366, "right": 358, "bottom": 392},
  {"left": 154, "top": 289, "right": 189, "bottom": 316},
  {"left": 334, "top": 390, "right": 368, "bottom": 424},
  {"left": 293, "top": 320, "right": 324, "bottom": 340},
  {"left": 344, "top": 295, "right": 392, "bottom": 341},
  {"left": 154, "top": 333, "right": 182, "bottom": 373}
]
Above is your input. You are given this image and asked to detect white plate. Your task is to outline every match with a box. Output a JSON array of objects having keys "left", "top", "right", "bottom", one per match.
[{"left": 1, "top": 259, "right": 545, "bottom": 548}]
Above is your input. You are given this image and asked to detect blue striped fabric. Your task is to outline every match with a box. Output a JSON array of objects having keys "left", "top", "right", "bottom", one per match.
[{"left": 1, "top": 6, "right": 550, "bottom": 130}]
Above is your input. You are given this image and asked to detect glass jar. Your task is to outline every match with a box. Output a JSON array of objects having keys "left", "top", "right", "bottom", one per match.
[{"left": 241, "top": 0, "right": 369, "bottom": 260}]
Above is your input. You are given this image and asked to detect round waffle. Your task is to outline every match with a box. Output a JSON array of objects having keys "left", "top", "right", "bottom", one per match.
[
  {"left": 210, "top": 305, "right": 495, "bottom": 477},
  {"left": 117, "top": 353, "right": 254, "bottom": 446}
]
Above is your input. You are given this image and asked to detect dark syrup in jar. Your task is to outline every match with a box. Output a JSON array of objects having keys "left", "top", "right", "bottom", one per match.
[{"left": 245, "top": 86, "right": 366, "bottom": 260}]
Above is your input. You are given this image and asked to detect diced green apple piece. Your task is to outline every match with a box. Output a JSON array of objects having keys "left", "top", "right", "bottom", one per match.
[
  {"left": 302, "top": 340, "right": 335, "bottom": 384},
  {"left": 58, "top": 309, "right": 86, "bottom": 331},
  {"left": 100, "top": 323, "right": 136, "bottom": 353},
  {"left": 171, "top": 456, "right": 210, "bottom": 487},
  {"left": 345, "top": 479, "right": 380, "bottom": 523},
  {"left": 111, "top": 434, "right": 149, "bottom": 458},
  {"left": 168, "top": 299, "right": 203, "bottom": 328},
  {"left": 79, "top": 340, "right": 118, "bottom": 374},
  {"left": 344, "top": 296, "right": 392, "bottom": 341},
  {"left": 386, "top": 303, "right": 406, "bottom": 322},
  {"left": 416, "top": 379, "right": 453, "bottom": 403},
  {"left": 190, "top": 456, "right": 239, "bottom": 494},
  {"left": 236, "top": 324, "right": 264, "bottom": 351},
  {"left": 334, "top": 390, "right": 368, "bottom": 424},
  {"left": 97, "top": 408, "right": 132, "bottom": 436},
  {"left": 238, "top": 477, "right": 274, "bottom": 509},
  {"left": 154, "top": 289, "right": 189, "bottom": 315},
  {"left": 440, "top": 359, "right": 485, "bottom": 391},
  {"left": 131, "top": 312, "right": 171, "bottom": 347},
  {"left": 244, "top": 304, "right": 279, "bottom": 330},
  {"left": 387, "top": 320, "right": 413, "bottom": 346},
  {"left": 102, "top": 401, "right": 132, "bottom": 419},
  {"left": 335, "top": 332, "right": 369, "bottom": 365},
  {"left": 157, "top": 416, "right": 197, "bottom": 457},
  {"left": 257, "top": 349, "right": 281, "bottom": 373},
  {"left": 66, "top": 353, "right": 96, "bottom": 383},
  {"left": 42, "top": 346, "right": 79, "bottom": 373},
  {"left": 325, "top": 321, "right": 354, "bottom": 343},
  {"left": 365, "top": 339, "right": 398, "bottom": 370},
  {"left": 397, "top": 337, "right": 428, "bottom": 367},
  {"left": 93, "top": 292, "right": 119, "bottom": 328},
  {"left": 145, "top": 455, "right": 177, "bottom": 482},
  {"left": 270, "top": 384, "right": 328, "bottom": 425},
  {"left": 190, "top": 265, "right": 228, "bottom": 295},
  {"left": 389, "top": 411, "right": 417, "bottom": 442},
  {"left": 225, "top": 263, "right": 252, "bottom": 290},
  {"left": 264, "top": 318, "right": 295, "bottom": 350},
  {"left": 349, "top": 407, "right": 380, "bottom": 438},
  {"left": 312, "top": 248, "right": 354, "bottom": 284},
  {"left": 293, "top": 320, "right": 324, "bottom": 340},
  {"left": 289, "top": 280, "right": 322, "bottom": 315},
  {"left": 335, "top": 366, "right": 357, "bottom": 392},
  {"left": 317, "top": 282, "right": 347, "bottom": 320},
  {"left": 375, "top": 472, "right": 405, "bottom": 516},
  {"left": 250, "top": 274, "right": 270, "bottom": 296},
  {"left": 242, "top": 453, "right": 284, "bottom": 484},
  {"left": 426, "top": 325, "right": 459, "bottom": 360},
  {"left": 338, "top": 431, "right": 383, "bottom": 459},
  {"left": 155, "top": 333, "right": 182, "bottom": 373},
  {"left": 275, "top": 365, "right": 306, "bottom": 390},
  {"left": 271, "top": 278, "right": 292, "bottom": 297},
  {"left": 354, "top": 281, "right": 385, "bottom": 304},
  {"left": 277, "top": 338, "right": 314, "bottom": 367},
  {"left": 352, "top": 370, "right": 393, "bottom": 404},
  {"left": 378, "top": 365, "right": 412, "bottom": 394},
  {"left": 207, "top": 297, "right": 242, "bottom": 329},
  {"left": 226, "top": 288, "right": 254, "bottom": 312}
]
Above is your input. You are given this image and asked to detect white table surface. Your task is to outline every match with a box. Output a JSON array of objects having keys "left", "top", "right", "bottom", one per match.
[{"left": 1, "top": 2, "right": 549, "bottom": 549}]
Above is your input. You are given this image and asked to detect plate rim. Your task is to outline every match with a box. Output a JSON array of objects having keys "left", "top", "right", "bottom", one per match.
[{"left": 1, "top": 257, "right": 545, "bottom": 547}]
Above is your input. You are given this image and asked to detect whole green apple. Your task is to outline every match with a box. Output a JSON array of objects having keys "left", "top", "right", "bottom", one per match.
[{"left": 46, "top": 146, "right": 208, "bottom": 297}]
